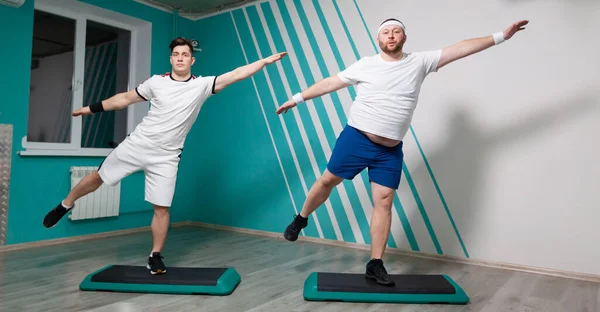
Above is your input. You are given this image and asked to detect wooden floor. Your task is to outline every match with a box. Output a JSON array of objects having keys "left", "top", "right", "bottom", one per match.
[{"left": 0, "top": 226, "right": 597, "bottom": 312}]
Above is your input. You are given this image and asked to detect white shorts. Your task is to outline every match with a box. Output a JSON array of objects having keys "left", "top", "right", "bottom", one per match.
[{"left": 98, "top": 132, "right": 182, "bottom": 207}]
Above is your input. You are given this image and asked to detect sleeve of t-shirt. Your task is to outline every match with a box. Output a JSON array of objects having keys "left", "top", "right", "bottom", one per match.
[
  {"left": 420, "top": 50, "right": 442, "bottom": 74},
  {"left": 337, "top": 58, "right": 367, "bottom": 85},
  {"left": 135, "top": 75, "right": 155, "bottom": 101},
  {"left": 199, "top": 76, "right": 217, "bottom": 98}
]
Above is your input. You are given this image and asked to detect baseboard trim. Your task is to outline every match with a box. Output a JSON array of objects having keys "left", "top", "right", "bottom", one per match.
[
  {"left": 189, "top": 221, "right": 600, "bottom": 283},
  {"left": 0, "top": 221, "right": 193, "bottom": 253}
]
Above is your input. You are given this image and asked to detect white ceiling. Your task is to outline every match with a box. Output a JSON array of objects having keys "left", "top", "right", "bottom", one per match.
[{"left": 136, "top": 0, "right": 257, "bottom": 18}]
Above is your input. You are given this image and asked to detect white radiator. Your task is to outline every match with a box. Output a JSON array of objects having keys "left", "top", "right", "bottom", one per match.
[{"left": 68, "top": 166, "right": 121, "bottom": 221}]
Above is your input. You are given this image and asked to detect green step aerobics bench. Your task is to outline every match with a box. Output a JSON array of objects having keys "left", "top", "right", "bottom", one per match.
[
  {"left": 303, "top": 272, "right": 469, "bottom": 304},
  {"left": 79, "top": 265, "right": 241, "bottom": 295}
]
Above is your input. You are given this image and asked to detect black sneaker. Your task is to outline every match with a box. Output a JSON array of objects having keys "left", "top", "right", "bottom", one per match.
[
  {"left": 147, "top": 252, "right": 167, "bottom": 275},
  {"left": 283, "top": 214, "right": 308, "bottom": 241},
  {"left": 365, "top": 259, "right": 395, "bottom": 286},
  {"left": 43, "top": 202, "right": 74, "bottom": 228}
]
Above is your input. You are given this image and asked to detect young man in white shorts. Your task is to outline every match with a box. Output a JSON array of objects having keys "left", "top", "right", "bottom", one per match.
[
  {"left": 277, "top": 18, "right": 528, "bottom": 285},
  {"left": 43, "top": 37, "right": 287, "bottom": 275}
]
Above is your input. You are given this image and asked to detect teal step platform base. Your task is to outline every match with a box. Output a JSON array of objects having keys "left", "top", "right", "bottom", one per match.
[
  {"left": 79, "top": 265, "right": 241, "bottom": 295},
  {"left": 303, "top": 272, "right": 469, "bottom": 304}
]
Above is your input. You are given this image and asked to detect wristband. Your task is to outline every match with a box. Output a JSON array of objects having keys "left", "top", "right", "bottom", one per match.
[
  {"left": 292, "top": 92, "right": 304, "bottom": 104},
  {"left": 493, "top": 32, "right": 505, "bottom": 45},
  {"left": 89, "top": 101, "right": 105, "bottom": 113}
]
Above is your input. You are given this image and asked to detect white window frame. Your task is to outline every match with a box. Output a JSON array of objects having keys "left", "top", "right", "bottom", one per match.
[{"left": 19, "top": 0, "right": 152, "bottom": 157}]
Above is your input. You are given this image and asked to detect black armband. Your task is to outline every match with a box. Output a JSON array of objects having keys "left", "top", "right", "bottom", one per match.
[{"left": 89, "top": 101, "right": 105, "bottom": 113}]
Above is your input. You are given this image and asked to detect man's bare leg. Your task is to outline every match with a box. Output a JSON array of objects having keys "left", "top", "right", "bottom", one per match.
[
  {"left": 43, "top": 170, "right": 103, "bottom": 228},
  {"left": 63, "top": 170, "right": 103, "bottom": 206},
  {"left": 365, "top": 181, "right": 395, "bottom": 286},
  {"left": 369, "top": 182, "right": 394, "bottom": 259},
  {"left": 147, "top": 204, "right": 169, "bottom": 274},
  {"left": 299, "top": 169, "right": 344, "bottom": 217},
  {"left": 283, "top": 169, "right": 344, "bottom": 241},
  {"left": 151, "top": 205, "right": 169, "bottom": 253}
]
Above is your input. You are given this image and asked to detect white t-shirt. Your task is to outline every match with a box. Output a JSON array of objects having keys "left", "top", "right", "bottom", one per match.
[
  {"left": 134, "top": 73, "right": 216, "bottom": 150},
  {"left": 337, "top": 50, "right": 441, "bottom": 141}
]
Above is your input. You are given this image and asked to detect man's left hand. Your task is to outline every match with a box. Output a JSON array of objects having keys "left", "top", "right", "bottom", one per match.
[{"left": 504, "top": 20, "right": 529, "bottom": 40}]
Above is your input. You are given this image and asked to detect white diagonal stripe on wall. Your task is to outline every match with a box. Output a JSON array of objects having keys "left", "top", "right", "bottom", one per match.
[
  {"left": 243, "top": 5, "right": 341, "bottom": 240},
  {"left": 310, "top": 0, "right": 355, "bottom": 117},
  {"left": 333, "top": 0, "right": 374, "bottom": 58},
  {"left": 257, "top": 2, "right": 364, "bottom": 244},
  {"left": 230, "top": 11, "right": 314, "bottom": 238}
]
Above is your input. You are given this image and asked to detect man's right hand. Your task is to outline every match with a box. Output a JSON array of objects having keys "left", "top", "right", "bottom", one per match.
[
  {"left": 263, "top": 52, "right": 288, "bottom": 65},
  {"left": 275, "top": 75, "right": 349, "bottom": 115},
  {"left": 72, "top": 106, "right": 92, "bottom": 117},
  {"left": 276, "top": 100, "right": 298, "bottom": 115}
]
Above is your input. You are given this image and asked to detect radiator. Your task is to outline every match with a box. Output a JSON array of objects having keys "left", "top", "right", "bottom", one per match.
[{"left": 68, "top": 166, "right": 120, "bottom": 221}]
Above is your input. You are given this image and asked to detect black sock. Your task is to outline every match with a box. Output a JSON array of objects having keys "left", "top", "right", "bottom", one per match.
[
  {"left": 368, "top": 258, "right": 383, "bottom": 267},
  {"left": 296, "top": 214, "right": 307, "bottom": 221}
]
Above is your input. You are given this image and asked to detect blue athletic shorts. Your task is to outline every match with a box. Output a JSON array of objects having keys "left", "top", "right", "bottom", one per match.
[{"left": 327, "top": 125, "right": 404, "bottom": 189}]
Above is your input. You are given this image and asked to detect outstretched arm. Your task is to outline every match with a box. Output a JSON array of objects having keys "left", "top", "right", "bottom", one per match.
[
  {"left": 437, "top": 20, "right": 528, "bottom": 70},
  {"left": 213, "top": 52, "right": 287, "bottom": 93},
  {"left": 276, "top": 75, "right": 349, "bottom": 114},
  {"left": 72, "top": 89, "right": 145, "bottom": 116}
]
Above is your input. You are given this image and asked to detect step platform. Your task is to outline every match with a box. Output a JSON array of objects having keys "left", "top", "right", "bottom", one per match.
[
  {"left": 79, "top": 265, "right": 241, "bottom": 295},
  {"left": 303, "top": 272, "right": 469, "bottom": 304}
]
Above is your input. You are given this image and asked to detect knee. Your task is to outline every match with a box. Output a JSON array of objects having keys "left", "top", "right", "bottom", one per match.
[
  {"left": 153, "top": 205, "right": 169, "bottom": 217},
  {"left": 91, "top": 170, "right": 102, "bottom": 182},
  {"left": 374, "top": 192, "right": 394, "bottom": 212},
  {"left": 320, "top": 172, "right": 343, "bottom": 189}
]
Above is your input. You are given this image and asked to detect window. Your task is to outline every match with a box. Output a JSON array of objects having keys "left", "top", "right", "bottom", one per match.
[{"left": 20, "top": 1, "right": 152, "bottom": 156}]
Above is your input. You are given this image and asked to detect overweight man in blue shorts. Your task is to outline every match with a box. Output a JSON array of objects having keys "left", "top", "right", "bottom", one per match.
[{"left": 276, "top": 18, "right": 528, "bottom": 285}]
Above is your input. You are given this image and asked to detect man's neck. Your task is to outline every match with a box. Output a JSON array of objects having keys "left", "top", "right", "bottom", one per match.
[
  {"left": 380, "top": 50, "right": 404, "bottom": 62},
  {"left": 171, "top": 71, "right": 191, "bottom": 81}
]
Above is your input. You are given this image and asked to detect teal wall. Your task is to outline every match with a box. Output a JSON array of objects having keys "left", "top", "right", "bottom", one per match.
[
  {"left": 172, "top": 13, "right": 296, "bottom": 233},
  {"left": 0, "top": 0, "right": 195, "bottom": 245}
]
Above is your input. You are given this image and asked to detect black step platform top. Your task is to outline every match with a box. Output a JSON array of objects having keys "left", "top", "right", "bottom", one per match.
[
  {"left": 90, "top": 265, "right": 227, "bottom": 286},
  {"left": 317, "top": 273, "right": 456, "bottom": 294}
]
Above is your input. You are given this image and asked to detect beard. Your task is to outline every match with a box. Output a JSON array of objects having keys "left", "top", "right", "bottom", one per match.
[{"left": 379, "top": 40, "right": 402, "bottom": 54}]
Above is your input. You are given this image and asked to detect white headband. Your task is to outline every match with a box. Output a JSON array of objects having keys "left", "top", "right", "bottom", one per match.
[{"left": 377, "top": 20, "right": 405, "bottom": 35}]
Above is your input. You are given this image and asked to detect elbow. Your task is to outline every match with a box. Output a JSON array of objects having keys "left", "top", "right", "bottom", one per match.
[
  {"left": 320, "top": 76, "right": 334, "bottom": 90},
  {"left": 325, "top": 76, "right": 345, "bottom": 92}
]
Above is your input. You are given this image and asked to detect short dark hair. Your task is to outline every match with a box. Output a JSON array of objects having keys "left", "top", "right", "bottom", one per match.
[{"left": 169, "top": 37, "right": 194, "bottom": 53}]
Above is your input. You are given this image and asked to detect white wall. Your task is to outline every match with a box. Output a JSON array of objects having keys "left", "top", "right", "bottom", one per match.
[{"left": 357, "top": 0, "right": 600, "bottom": 274}]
